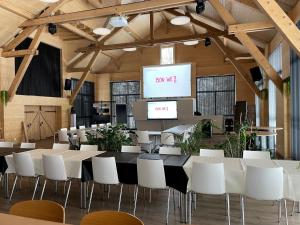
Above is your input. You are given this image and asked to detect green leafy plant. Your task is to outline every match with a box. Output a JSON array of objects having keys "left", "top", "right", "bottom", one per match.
[{"left": 86, "top": 124, "right": 132, "bottom": 152}]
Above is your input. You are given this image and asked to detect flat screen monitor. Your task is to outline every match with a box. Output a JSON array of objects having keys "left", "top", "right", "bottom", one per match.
[
  {"left": 147, "top": 101, "right": 177, "bottom": 120},
  {"left": 143, "top": 63, "right": 191, "bottom": 98}
]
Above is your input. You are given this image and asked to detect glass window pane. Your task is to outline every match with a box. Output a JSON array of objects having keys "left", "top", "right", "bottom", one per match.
[{"left": 160, "top": 46, "right": 174, "bottom": 65}]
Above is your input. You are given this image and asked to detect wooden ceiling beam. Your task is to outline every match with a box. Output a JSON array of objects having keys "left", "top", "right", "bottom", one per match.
[
  {"left": 60, "top": 23, "right": 97, "bottom": 42},
  {"left": 20, "top": 0, "right": 195, "bottom": 27},
  {"left": 233, "top": 0, "right": 258, "bottom": 9},
  {"left": 123, "top": 26, "right": 143, "bottom": 40},
  {"left": 0, "top": 0, "right": 33, "bottom": 19},
  {"left": 67, "top": 50, "right": 94, "bottom": 71},
  {"left": 209, "top": 0, "right": 283, "bottom": 93},
  {"left": 254, "top": 0, "right": 300, "bottom": 57},
  {"left": 228, "top": 21, "right": 275, "bottom": 34},
  {"left": 150, "top": 12, "right": 154, "bottom": 41},
  {"left": 1, "top": 49, "right": 39, "bottom": 58}
]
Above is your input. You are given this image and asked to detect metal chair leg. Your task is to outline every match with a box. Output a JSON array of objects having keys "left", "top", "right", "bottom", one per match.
[
  {"left": 166, "top": 188, "right": 171, "bottom": 225},
  {"left": 9, "top": 175, "right": 18, "bottom": 201},
  {"left": 240, "top": 195, "right": 245, "bottom": 225},
  {"left": 278, "top": 200, "right": 282, "bottom": 222},
  {"left": 32, "top": 176, "right": 40, "bottom": 200},
  {"left": 87, "top": 182, "right": 95, "bottom": 213},
  {"left": 284, "top": 199, "right": 289, "bottom": 225},
  {"left": 226, "top": 193, "right": 231, "bottom": 225},
  {"left": 133, "top": 185, "right": 139, "bottom": 216},
  {"left": 193, "top": 193, "right": 197, "bottom": 210},
  {"left": 189, "top": 192, "right": 192, "bottom": 224},
  {"left": 172, "top": 189, "right": 176, "bottom": 211},
  {"left": 118, "top": 184, "right": 123, "bottom": 211},
  {"left": 40, "top": 179, "right": 47, "bottom": 200},
  {"left": 107, "top": 184, "right": 110, "bottom": 199},
  {"left": 291, "top": 201, "right": 296, "bottom": 216},
  {"left": 149, "top": 188, "right": 152, "bottom": 203},
  {"left": 64, "top": 180, "right": 72, "bottom": 208}
]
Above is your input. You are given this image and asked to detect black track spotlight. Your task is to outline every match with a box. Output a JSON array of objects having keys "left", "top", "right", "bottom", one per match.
[
  {"left": 196, "top": 0, "right": 205, "bottom": 14},
  {"left": 48, "top": 23, "right": 57, "bottom": 35},
  {"left": 204, "top": 37, "right": 211, "bottom": 47}
]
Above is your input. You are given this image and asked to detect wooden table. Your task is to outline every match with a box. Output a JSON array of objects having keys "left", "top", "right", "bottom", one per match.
[{"left": 0, "top": 213, "right": 72, "bottom": 225}]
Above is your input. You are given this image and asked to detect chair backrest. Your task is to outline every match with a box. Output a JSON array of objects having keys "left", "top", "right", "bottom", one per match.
[
  {"left": 60, "top": 128, "right": 68, "bottom": 131},
  {"left": 121, "top": 145, "right": 141, "bottom": 153},
  {"left": 70, "top": 127, "right": 77, "bottom": 131},
  {"left": 135, "top": 131, "right": 150, "bottom": 144},
  {"left": 245, "top": 165, "right": 283, "bottom": 200},
  {"left": 80, "top": 145, "right": 98, "bottom": 151},
  {"left": 78, "top": 129, "right": 88, "bottom": 142},
  {"left": 79, "top": 125, "right": 86, "bottom": 130},
  {"left": 42, "top": 154, "right": 68, "bottom": 181},
  {"left": 106, "top": 123, "right": 112, "bottom": 127},
  {"left": 191, "top": 162, "right": 225, "bottom": 195},
  {"left": 20, "top": 142, "right": 36, "bottom": 149},
  {"left": 91, "top": 124, "right": 97, "bottom": 129},
  {"left": 52, "top": 143, "right": 69, "bottom": 150},
  {"left": 0, "top": 141, "right": 13, "bottom": 148},
  {"left": 92, "top": 157, "right": 119, "bottom": 185},
  {"left": 199, "top": 149, "right": 224, "bottom": 158},
  {"left": 137, "top": 158, "right": 166, "bottom": 189},
  {"left": 161, "top": 132, "right": 175, "bottom": 145},
  {"left": 10, "top": 200, "right": 65, "bottom": 223},
  {"left": 159, "top": 146, "right": 181, "bottom": 155},
  {"left": 80, "top": 210, "right": 144, "bottom": 225},
  {"left": 58, "top": 130, "right": 69, "bottom": 142},
  {"left": 13, "top": 152, "right": 35, "bottom": 177},
  {"left": 243, "top": 150, "right": 271, "bottom": 160},
  {"left": 99, "top": 124, "right": 106, "bottom": 129},
  {"left": 182, "top": 131, "right": 190, "bottom": 142},
  {"left": 5, "top": 155, "right": 15, "bottom": 174}
]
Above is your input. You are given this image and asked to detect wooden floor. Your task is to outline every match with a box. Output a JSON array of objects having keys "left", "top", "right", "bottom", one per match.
[{"left": 0, "top": 178, "right": 299, "bottom": 225}]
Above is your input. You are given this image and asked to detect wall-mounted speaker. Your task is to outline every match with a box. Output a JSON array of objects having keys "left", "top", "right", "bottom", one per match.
[
  {"left": 64, "top": 79, "right": 71, "bottom": 90},
  {"left": 250, "top": 66, "right": 263, "bottom": 82}
]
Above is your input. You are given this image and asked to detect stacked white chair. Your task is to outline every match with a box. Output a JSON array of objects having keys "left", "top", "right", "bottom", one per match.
[
  {"left": 40, "top": 154, "right": 71, "bottom": 208},
  {"left": 10, "top": 152, "right": 39, "bottom": 201},
  {"left": 106, "top": 123, "right": 112, "bottom": 127},
  {"left": 98, "top": 124, "right": 106, "bottom": 129},
  {"left": 161, "top": 132, "right": 175, "bottom": 146},
  {"left": 20, "top": 142, "right": 36, "bottom": 149},
  {"left": 88, "top": 157, "right": 123, "bottom": 212},
  {"left": 241, "top": 165, "right": 287, "bottom": 225},
  {"left": 182, "top": 130, "right": 190, "bottom": 142},
  {"left": 60, "top": 128, "right": 68, "bottom": 131},
  {"left": 52, "top": 143, "right": 69, "bottom": 151},
  {"left": 77, "top": 129, "right": 88, "bottom": 143},
  {"left": 135, "top": 131, "right": 153, "bottom": 153},
  {"left": 159, "top": 146, "right": 181, "bottom": 155},
  {"left": 0, "top": 142, "right": 13, "bottom": 148},
  {"left": 121, "top": 145, "right": 141, "bottom": 153},
  {"left": 70, "top": 127, "right": 77, "bottom": 139},
  {"left": 80, "top": 145, "right": 98, "bottom": 151},
  {"left": 134, "top": 158, "right": 170, "bottom": 224},
  {"left": 199, "top": 149, "right": 225, "bottom": 158},
  {"left": 190, "top": 162, "right": 230, "bottom": 224},
  {"left": 79, "top": 125, "right": 86, "bottom": 130},
  {"left": 58, "top": 130, "right": 69, "bottom": 143},
  {"left": 91, "top": 124, "right": 97, "bottom": 129},
  {"left": 243, "top": 150, "right": 271, "bottom": 160}
]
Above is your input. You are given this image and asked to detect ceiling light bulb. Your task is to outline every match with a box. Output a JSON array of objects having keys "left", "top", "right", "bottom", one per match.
[
  {"left": 170, "top": 16, "right": 190, "bottom": 26},
  {"left": 123, "top": 47, "right": 137, "bottom": 52},
  {"left": 183, "top": 40, "right": 199, "bottom": 46},
  {"left": 40, "top": 0, "right": 59, "bottom": 3},
  {"left": 93, "top": 27, "right": 111, "bottom": 36}
]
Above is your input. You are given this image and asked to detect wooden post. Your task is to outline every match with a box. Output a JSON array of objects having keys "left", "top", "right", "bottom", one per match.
[{"left": 283, "top": 78, "right": 291, "bottom": 159}]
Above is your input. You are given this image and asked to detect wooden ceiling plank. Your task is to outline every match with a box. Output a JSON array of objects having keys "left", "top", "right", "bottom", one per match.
[
  {"left": 1, "top": 49, "right": 38, "bottom": 58},
  {"left": 228, "top": 21, "right": 275, "bottom": 34},
  {"left": 254, "top": 0, "right": 300, "bottom": 57},
  {"left": 0, "top": 0, "right": 33, "bottom": 19},
  {"left": 70, "top": 50, "right": 101, "bottom": 104},
  {"left": 123, "top": 26, "right": 143, "bottom": 40},
  {"left": 20, "top": 0, "right": 195, "bottom": 27},
  {"left": 209, "top": 0, "right": 283, "bottom": 93},
  {"left": 8, "top": 26, "right": 45, "bottom": 100},
  {"left": 60, "top": 23, "right": 97, "bottom": 42},
  {"left": 233, "top": 0, "right": 258, "bottom": 9},
  {"left": 101, "top": 52, "right": 121, "bottom": 69},
  {"left": 67, "top": 49, "right": 94, "bottom": 71},
  {"left": 150, "top": 11, "right": 154, "bottom": 41}
]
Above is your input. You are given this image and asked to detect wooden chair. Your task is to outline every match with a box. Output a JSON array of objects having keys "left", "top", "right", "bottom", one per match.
[
  {"left": 9, "top": 200, "right": 65, "bottom": 223},
  {"left": 80, "top": 211, "right": 143, "bottom": 225}
]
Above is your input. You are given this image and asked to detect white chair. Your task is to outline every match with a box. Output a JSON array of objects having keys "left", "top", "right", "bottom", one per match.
[
  {"left": 70, "top": 127, "right": 76, "bottom": 131},
  {"left": 88, "top": 157, "right": 123, "bottom": 212},
  {"left": 134, "top": 158, "right": 170, "bottom": 224},
  {"left": 241, "top": 166, "right": 287, "bottom": 225},
  {"left": 189, "top": 162, "right": 230, "bottom": 224},
  {"left": 69, "top": 127, "right": 78, "bottom": 140},
  {"left": 20, "top": 142, "right": 36, "bottom": 149},
  {"left": 9, "top": 152, "right": 39, "bottom": 201},
  {"left": 106, "top": 123, "right": 112, "bottom": 127},
  {"left": 182, "top": 131, "right": 190, "bottom": 142},
  {"left": 135, "top": 131, "right": 153, "bottom": 153},
  {"left": 0, "top": 142, "right": 13, "bottom": 148},
  {"left": 121, "top": 145, "right": 141, "bottom": 153},
  {"left": 199, "top": 149, "right": 224, "bottom": 158},
  {"left": 98, "top": 124, "right": 106, "bottom": 129},
  {"left": 77, "top": 129, "right": 88, "bottom": 143},
  {"left": 52, "top": 143, "right": 69, "bottom": 151},
  {"left": 161, "top": 132, "right": 175, "bottom": 146},
  {"left": 243, "top": 150, "right": 271, "bottom": 160},
  {"left": 58, "top": 130, "right": 69, "bottom": 143},
  {"left": 80, "top": 145, "right": 98, "bottom": 151},
  {"left": 60, "top": 128, "right": 68, "bottom": 131},
  {"left": 91, "top": 124, "right": 97, "bottom": 129},
  {"left": 159, "top": 146, "right": 181, "bottom": 155},
  {"left": 40, "top": 154, "right": 71, "bottom": 208},
  {"left": 79, "top": 125, "right": 86, "bottom": 130}
]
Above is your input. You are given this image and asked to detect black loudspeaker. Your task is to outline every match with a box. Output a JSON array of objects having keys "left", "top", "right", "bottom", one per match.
[
  {"left": 250, "top": 66, "right": 263, "bottom": 82},
  {"left": 64, "top": 79, "right": 71, "bottom": 90}
]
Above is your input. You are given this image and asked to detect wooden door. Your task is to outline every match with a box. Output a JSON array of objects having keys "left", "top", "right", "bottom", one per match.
[
  {"left": 40, "top": 106, "right": 57, "bottom": 139},
  {"left": 24, "top": 106, "right": 41, "bottom": 141}
]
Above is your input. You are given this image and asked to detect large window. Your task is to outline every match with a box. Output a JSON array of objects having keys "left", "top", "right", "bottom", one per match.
[
  {"left": 196, "top": 75, "right": 235, "bottom": 116},
  {"left": 111, "top": 81, "right": 140, "bottom": 129},
  {"left": 71, "top": 79, "right": 95, "bottom": 127},
  {"left": 160, "top": 46, "right": 174, "bottom": 65}
]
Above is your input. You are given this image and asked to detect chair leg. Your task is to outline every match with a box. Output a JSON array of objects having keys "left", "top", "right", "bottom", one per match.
[
  {"left": 172, "top": 189, "right": 176, "bottom": 211},
  {"left": 166, "top": 188, "right": 171, "bottom": 225},
  {"left": 226, "top": 193, "right": 231, "bottom": 225},
  {"left": 284, "top": 199, "right": 289, "bottom": 225},
  {"left": 149, "top": 188, "right": 152, "bottom": 203},
  {"left": 32, "top": 176, "right": 40, "bottom": 200},
  {"left": 133, "top": 185, "right": 139, "bottom": 216},
  {"left": 278, "top": 200, "right": 282, "bottom": 222},
  {"left": 40, "top": 179, "right": 47, "bottom": 200},
  {"left": 291, "top": 201, "right": 295, "bottom": 216},
  {"left": 87, "top": 182, "right": 95, "bottom": 213},
  {"left": 189, "top": 192, "right": 192, "bottom": 224},
  {"left": 9, "top": 175, "right": 18, "bottom": 201},
  {"left": 240, "top": 195, "right": 245, "bottom": 225},
  {"left": 107, "top": 184, "right": 110, "bottom": 199},
  {"left": 193, "top": 193, "right": 197, "bottom": 210},
  {"left": 64, "top": 180, "right": 72, "bottom": 208},
  {"left": 118, "top": 184, "right": 123, "bottom": 211}
]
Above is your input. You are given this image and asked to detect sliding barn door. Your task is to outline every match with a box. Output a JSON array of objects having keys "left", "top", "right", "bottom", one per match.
[
  {"left": 40, "top": 106, "right": 57, "bottom": 139},
  {"left": 24, "top": 106, "right": 41, "bottom": 141}
]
